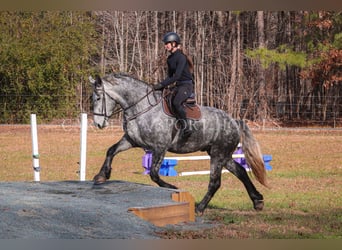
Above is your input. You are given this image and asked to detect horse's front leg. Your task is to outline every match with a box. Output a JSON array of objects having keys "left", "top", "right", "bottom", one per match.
[
  {"left": 149, "top": 150, "right": 178, "bottom": 189},
  {"left": 93, "top": 134, "right": 134, "bottom": 185}
]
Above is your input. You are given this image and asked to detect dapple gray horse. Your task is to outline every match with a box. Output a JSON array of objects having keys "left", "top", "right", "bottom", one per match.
[{"left": 90, "top": 73, "right": 267, "bottom": 213}]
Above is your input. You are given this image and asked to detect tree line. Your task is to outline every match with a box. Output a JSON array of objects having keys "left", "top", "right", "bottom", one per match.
[{"left": 0, "top": 11, "right": 341, "bottom": 125}]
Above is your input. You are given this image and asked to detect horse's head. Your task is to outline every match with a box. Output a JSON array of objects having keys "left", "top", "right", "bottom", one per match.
[{"left": 89, "top": 75, "right": 116, "bottom": 129}]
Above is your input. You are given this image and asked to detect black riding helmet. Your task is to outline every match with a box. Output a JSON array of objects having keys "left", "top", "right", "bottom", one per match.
[{"left": 162, "top": 32, "right": 181, "bottom": 44}]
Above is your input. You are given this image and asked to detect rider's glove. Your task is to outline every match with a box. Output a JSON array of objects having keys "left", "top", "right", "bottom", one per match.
[{"left": 153, "top": 83, "right": 164, "bottom": 90}]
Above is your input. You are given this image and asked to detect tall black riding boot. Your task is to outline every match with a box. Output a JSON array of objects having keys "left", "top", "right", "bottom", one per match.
[
  {"left": 174, "top": 103, "right": 192, "bottom": 139},
  {"left": 178, "top": 118, "right": 192, "bottom": 139}
]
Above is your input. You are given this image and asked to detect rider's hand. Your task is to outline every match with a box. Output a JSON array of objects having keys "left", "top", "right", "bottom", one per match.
[{"left": 153, "top": 83, "right": 164, "bottom": 90}]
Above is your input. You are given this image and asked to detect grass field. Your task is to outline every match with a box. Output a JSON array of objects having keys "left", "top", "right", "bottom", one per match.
[{"left": 0, "top": 124, "right": 341, "bottom": 239}]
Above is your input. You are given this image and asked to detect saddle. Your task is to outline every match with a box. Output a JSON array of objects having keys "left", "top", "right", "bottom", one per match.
[{"left": 162, "top": 88, "right": 201, "bottom": 120}]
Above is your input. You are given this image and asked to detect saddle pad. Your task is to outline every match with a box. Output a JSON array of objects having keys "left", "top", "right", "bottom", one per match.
[{"left": 162, "top": 90, "right": 201, "bottom": 120}]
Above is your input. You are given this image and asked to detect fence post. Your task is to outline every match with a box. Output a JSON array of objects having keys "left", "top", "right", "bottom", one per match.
[
  {"left": 79, "top": 113, "right": 87, "bottom": 181},
  {"left": 30, "top": 114, "right": 40, "bottom": 182}
]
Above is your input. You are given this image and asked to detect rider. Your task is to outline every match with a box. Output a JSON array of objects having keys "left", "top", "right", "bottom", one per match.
[{"left": 153, "top": 32, "right": 194, "bottom": 139}]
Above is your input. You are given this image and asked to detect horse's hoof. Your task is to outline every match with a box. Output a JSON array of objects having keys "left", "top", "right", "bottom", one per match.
[
  {"left": 253, "top": 200, "right": 264, "bottom": 211},
  {"left": 195, "top": 206, "right": 205, "bottom": 216},
  {"left": 195, "top": 210, "right": 204, "bottom": 216},
  {"left": 93, "top": 175, "right": 107, "bottom": 185}
]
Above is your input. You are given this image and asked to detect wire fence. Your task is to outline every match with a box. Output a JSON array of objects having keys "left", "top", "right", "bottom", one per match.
[{"left": 1, "top": 94, "right": 341, "bottom": 128}]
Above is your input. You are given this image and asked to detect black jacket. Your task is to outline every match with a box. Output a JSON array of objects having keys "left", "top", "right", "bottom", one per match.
[{"left": 160, "top": 49, "right": 193, "bottom": 87}]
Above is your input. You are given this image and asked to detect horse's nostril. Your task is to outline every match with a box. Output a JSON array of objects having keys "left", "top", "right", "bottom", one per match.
[{"left": 93, "top": 122, "right": 102, "bottom": 129}]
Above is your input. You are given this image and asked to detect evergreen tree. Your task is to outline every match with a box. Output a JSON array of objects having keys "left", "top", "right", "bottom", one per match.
[{"left": 0, "top": 11, "right": 99, "bottom": 123}]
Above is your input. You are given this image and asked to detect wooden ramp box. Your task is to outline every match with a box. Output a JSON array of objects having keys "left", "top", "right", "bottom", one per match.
[{"left": 128, "top": 191, "right": 195, "bottom": 227}]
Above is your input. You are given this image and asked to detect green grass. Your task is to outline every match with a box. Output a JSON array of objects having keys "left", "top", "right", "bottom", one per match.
[
  {"left": 1, "top": 125, "right": 341, "bottom": 238},
  {"left": 199, "top": 208, "right": 342, "bottom": 239}
]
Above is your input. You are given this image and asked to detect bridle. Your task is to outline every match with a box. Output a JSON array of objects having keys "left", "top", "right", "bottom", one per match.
[
  {"left": 93, "top": 85, "right": 162, "bottom": 121},
  {"left": 92, "top": 87, "right": 116, "bottom": 119}
]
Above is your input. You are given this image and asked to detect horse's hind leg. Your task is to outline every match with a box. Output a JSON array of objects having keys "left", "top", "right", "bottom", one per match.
[
  {"left": 224, "top": 159, "right": 264, "bottom": 211},
  {"left": 93, "top": 134, "right": 134, "bottom": 185},
  {"left": 196, "top": 155, "right": 224, "bottom": 214}
]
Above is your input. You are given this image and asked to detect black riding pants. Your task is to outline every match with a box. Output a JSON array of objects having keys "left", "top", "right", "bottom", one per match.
[{"left": 172, "top": 82, "right": 194, "bottom": 120}]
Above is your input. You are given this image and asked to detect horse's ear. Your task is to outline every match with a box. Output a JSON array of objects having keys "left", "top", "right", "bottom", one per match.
[
  {"left": 89, "top": 75, "right": 102, "bottom": 88},
  {"left": 89, "top": 76, "right": 95, "bottom": 85},
  {"left": 95, "top": 75, "right": 102, "bottom": 88}
]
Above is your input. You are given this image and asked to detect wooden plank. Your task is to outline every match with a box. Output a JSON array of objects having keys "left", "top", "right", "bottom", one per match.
[
  {"left": 128, "top": 191, "right": 195, "bottom": 227},
  {"left": 171, "top": 191, "right": 195, "bottom": 222},
  {"left": 128, "top": 202, "right": 190, "bottom": 227}
]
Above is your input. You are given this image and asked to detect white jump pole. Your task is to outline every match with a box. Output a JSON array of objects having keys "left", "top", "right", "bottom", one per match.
[
  {"left": 79, "top": 113, "right": 88, "bottom": 181},
  {"left": 30, "top": 114, "right": 40, "bottom": 182}
]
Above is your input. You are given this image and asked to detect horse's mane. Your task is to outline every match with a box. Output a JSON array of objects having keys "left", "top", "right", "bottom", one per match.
[{"left": 103, "top": 72, "right": 151, "bottom": 87}]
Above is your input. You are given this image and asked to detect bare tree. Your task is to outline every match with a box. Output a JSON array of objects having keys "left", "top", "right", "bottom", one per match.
[{"left": 90, "top": 10, "right": 341, "bottom": 125}]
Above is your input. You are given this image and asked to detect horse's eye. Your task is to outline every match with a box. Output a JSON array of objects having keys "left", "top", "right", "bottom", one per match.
[{"left": 93, "top": 93, "right": 101, "bottom": 102}]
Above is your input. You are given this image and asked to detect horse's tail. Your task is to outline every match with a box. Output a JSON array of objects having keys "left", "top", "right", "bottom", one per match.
[{"left": 236, "top": 120, "right": 268, "bottom": 187}]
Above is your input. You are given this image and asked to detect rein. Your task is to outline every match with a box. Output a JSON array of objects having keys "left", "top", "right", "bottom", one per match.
[
  {"left": 94, "top": 86, "right": 161, "bottom": 121},
  {"left": 125, "top": 88, "right": 161, "bottom": 121}
]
